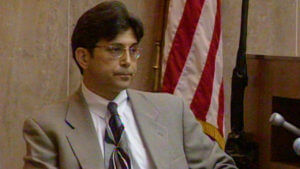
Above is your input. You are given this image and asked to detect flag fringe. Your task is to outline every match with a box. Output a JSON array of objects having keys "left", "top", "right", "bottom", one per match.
[{"left": 198, "top": 120, "right": 225, "bottom": 150}]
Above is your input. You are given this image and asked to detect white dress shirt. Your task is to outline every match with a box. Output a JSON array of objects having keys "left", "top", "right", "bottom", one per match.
[{"left": 81, "top": 83, "right": 154, "bottom": 169}]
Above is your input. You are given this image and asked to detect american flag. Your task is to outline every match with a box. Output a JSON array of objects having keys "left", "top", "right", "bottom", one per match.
[{"left": 161, "top": 0, "right": 225, "bottom": 148}]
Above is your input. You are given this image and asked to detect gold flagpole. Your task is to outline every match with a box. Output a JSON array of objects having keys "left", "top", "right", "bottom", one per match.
[
  {"left": 152, "top": 0, "right": 170, "bottom": 92},
  {"left": 153, "top": 42, "right": 161, "bottom": 92}
]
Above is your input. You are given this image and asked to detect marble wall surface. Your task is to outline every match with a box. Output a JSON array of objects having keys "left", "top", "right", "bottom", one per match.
[
  {"left": 0, "top": 0, "right": 163, "bottom": 168},
  {"left": 247, "top": 0, "right": 299, "bottom": 57},
  {"left": 0, "top": 1, "right": 69, "bottom": 168}
]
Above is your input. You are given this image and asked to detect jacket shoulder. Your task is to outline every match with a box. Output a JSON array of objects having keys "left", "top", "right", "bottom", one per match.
[
  {"left": 23, "top": 96, "right": 72, "bottom": 134},
  {"left": 128, "top": 89, "right": 185, "bottom": 112},
  {"left": 130, "top": 89, "right": 182, "bottom": 101}
]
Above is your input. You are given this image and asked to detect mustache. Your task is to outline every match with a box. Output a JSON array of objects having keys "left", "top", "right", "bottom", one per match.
[{"left": 113, "top": 70, "right": 135, "bottom": 75}]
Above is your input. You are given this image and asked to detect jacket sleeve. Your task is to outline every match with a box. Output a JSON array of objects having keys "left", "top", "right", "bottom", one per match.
[
  {"left": 181, "top": 98, "right": 237, "bottom": 169},
  {"left": 23, "top": 118, "right": 58, "bottom": 169}
]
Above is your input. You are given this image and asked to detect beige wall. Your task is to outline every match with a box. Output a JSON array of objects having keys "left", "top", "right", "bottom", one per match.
[
  {"left": 0, "top": 0, "right": 163, "bottom": 168},
  {"left": 0, "top": 1, "right": 70, "bottom": 169},
  {"left": 247, "top": 0, "right": 299, "bottom": 57}
]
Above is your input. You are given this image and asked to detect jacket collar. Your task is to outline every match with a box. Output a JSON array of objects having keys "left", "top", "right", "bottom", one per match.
[
  {"left": 65, "top": 88, "right": 104, "bottom": 169},
  {"left": 127, "top": 89, "right": 170, "bottom": 169}
]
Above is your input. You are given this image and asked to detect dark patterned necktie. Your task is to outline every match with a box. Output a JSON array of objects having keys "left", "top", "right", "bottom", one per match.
[{"left": 105, "top": 102, "right": 131, "bottom": 169}]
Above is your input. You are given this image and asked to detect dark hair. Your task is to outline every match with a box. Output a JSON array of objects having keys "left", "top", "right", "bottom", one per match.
[{"left": 71, "top": 1, "right": 144, "bottom": 74}]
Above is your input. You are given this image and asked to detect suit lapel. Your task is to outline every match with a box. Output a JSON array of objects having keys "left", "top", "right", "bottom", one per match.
[
  {"left": 65, "top": 90, "right": 104, "bottom": 169},
  {"left": 127, "top": 89, "right": 170, "bottom": 169}
]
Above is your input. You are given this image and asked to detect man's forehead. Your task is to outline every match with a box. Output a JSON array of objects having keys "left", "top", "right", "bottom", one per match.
[{"left": 98, "top": 28, "right": 138, "bottom": 45}]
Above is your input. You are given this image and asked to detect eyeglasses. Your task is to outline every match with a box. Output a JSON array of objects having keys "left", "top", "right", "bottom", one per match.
[{"left": 95, "top": 44, "right": 141, "bottom": 59}]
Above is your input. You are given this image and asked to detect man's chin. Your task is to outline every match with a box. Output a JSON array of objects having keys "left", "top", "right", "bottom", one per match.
[{"left": 113, "top": 81, "right": 132, "bottom": 91}]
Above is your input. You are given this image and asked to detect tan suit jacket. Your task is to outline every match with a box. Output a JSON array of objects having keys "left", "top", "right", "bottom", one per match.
[{"left": 23, "top": 88, "right": 237, "bottom": 169}]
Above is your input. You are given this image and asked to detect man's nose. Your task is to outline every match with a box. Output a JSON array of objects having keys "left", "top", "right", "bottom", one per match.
[{"left": 119, "top": 49, "right": 132, "bottom": 67}]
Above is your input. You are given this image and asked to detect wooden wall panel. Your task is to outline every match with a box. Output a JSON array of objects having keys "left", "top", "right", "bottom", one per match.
[{"left": 245, "top": 56, "right": 300, "bottom": 169}]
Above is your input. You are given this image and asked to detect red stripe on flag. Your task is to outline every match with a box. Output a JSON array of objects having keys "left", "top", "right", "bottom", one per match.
[
  {"left": 162, "top": 0, "right": 206, "bottom": 94},
  {"left": 190, "top": 0, "right": 221, "bottom": 121},
  {"left": 217, "top": 81, "right": 224, "bottom": 136}
]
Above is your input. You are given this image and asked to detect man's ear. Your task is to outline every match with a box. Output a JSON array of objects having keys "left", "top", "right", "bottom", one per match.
[{"left": 75, "top": 47, "right": 91, "bottom": 70}]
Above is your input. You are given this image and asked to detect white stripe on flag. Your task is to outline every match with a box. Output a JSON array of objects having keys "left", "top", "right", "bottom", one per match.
[
  {"left": 162, "top": 0, "right": 225, "bottom": 143},
  {"left": 173, "top": 0, "right": 217, "bottom": 105},
  {"left": 206, "top": 37, "right": 223, "bottom": 127},
  {"left": 162, "top": 0, "right": 187, "bottom": 78}
]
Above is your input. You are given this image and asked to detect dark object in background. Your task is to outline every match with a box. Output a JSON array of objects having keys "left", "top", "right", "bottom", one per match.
[
  {"left": 226, "top": 132, "right": 258, "bottom": 169},
  {"left": 225, "top": 0, "right": 258, "bottom": 168}
]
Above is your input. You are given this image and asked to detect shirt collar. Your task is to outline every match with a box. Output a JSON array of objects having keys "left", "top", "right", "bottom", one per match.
[
  {"left": 113, "top": 89, "right": 128, "bottom": 106},
  {"left": 81, "top": 82, "right": 128, "bottom": 118}
]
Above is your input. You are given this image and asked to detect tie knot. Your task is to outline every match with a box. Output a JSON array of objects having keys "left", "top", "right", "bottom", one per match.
[{"left": 107, "top": 102, "right": 118, "bottom": 115}]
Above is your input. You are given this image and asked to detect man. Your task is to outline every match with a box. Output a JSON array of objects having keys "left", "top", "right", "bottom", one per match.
[{"left": 23, "top": 1, "right": 237, "bottom": 169}]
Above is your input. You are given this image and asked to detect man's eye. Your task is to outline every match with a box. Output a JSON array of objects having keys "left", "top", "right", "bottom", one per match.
[
  {"left": 130, "top": 48, "right": 138, "bottom": 53},
  {"left": 108, "top": 47, "right": 122, "bottom": 52}
]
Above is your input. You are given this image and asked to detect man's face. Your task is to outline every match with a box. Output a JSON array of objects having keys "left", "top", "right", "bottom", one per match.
[{"left": 82, "top": 28, "right": 139, "bottom": 96}]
